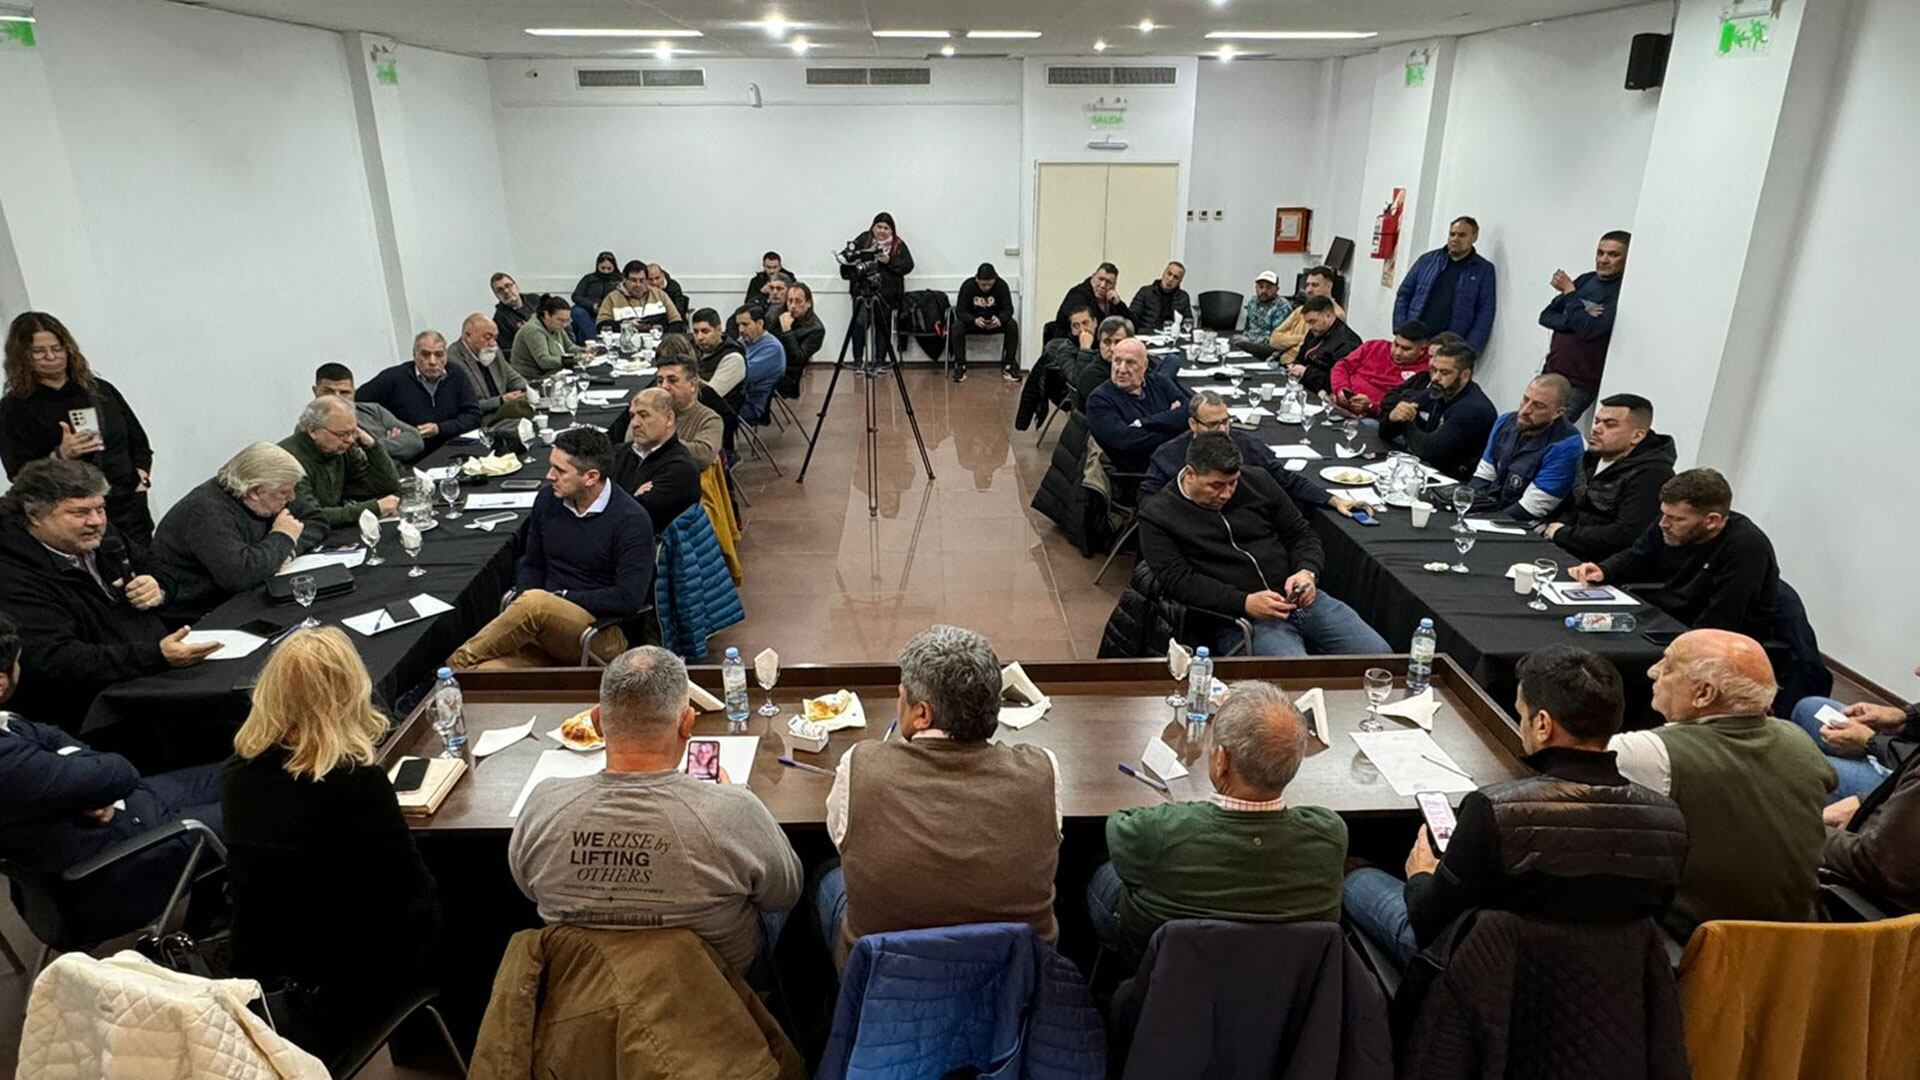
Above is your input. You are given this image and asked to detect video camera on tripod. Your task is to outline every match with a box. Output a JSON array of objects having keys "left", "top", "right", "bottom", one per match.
[{"left": 834, "top": 238, "right": 887, "bottom": 298}]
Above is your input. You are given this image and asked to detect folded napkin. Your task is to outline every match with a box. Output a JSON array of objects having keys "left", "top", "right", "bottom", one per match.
[
  {"left": 999, "top": 662, "right": 1051, "bottom": 729},
  {"left": 358, "top": 508, "right": 381, "bottom": 547},
  {"left": 754, "top": 648, "right": 780, "bottom": 687},
  {"left": 1376, "top": 687, "right": 1440, "bottom": 731},
  {"left": 460, "top": 452, "right": 522, "bottom": 478},
  {"left": 1294, "top": 687, "right": 1330, "bottom": 744},
  {"left": 688, "top": 680, "right": 723, "bottom": 712},
  {"left": 1167, "top": 639, "right": 1193, "bottom": 681}
]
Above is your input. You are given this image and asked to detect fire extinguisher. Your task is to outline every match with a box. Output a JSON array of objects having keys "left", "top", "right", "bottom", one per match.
[{"left": 1371, "top": 197, "right": 1401, "bottom": 260}]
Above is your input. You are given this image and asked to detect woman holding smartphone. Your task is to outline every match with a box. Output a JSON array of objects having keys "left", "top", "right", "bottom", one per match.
[
  {"left": 0, "top": 312, "right": 157, "bottom": 544},
  {"left": 222, "top": 628, "right": 442, "bottom": 1065}
]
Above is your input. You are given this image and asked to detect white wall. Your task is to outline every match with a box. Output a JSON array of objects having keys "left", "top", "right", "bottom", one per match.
[
  {"left": 33, "top": 0, "right": 397, "bottom": 511},
  {"left": 1729, "top": 0, "right": 1920, "bottom": 692},
  {"left": 1428, "top": 2, "right": 1671, "bottom": 408},
  {"left": 1184, "top": 61, "right": 1327, "bottom": 297},
  {"left": 490, "top": 58, "right": 1023, "bottom": 347},
  {"left": 1316, "top": 57, "right": 1378, "bottom": 282},
  {"left": 1344, "top": 40, "right": 1454, "bottom": 340}
]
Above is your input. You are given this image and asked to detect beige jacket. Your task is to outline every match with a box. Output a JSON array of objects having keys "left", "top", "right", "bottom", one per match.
[
  {"left": 1268, "top": 299, "right": 1348, "bottom": 363},
  {"left": 597, "top": 284, "right": 684, "bottom": 326}
]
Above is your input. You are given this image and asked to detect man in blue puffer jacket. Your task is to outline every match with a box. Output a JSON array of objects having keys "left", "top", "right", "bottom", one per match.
[
  {"left": 1394, "top": 216, "right": 1498, "bottom": 354},
  {"left": 0, "top": 611, "right": 224, "bottom": 942}
]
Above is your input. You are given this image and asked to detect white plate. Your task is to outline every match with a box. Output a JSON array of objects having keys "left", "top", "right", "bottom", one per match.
[{"left": 1318, "top": 466, "right": 1379, "bottom": 487}]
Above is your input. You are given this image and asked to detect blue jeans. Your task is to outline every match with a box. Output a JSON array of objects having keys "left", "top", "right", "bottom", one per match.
[
  {"left": 1086, "top": 862, "right": 1127, "bottom": 954},
  {"left": 746, "top": 909, "right": 788, "bottom": 991},
  {"left": 1220, "top": 593, "right": 1391, "bottom": 657},
  {"left": 1342, "top": 867, "right": 1419, "bottom": 972},
  {"left": 1789, "top": 696, "right": 1893, "bottom": 803},
  {"left": 816, "top": 865, "right": 848, "bottom": 958},
  {"left": 569, "top": 305, "right": 598, "bottom": 344}
]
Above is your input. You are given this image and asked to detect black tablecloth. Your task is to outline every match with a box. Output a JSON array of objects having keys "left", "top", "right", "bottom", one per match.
[
  {"left": 1169, "top": 355, "right": 1684, "bottom": 725},
  {"left": 85, "top": 373, "right": 649, "bottom": 768}
]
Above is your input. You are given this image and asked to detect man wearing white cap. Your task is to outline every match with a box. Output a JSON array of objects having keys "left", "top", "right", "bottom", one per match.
[{"left": 1232, "top": 270, "right": 1294, "bottom": 359}]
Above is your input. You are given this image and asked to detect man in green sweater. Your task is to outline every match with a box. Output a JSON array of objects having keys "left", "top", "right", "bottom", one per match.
[
  {"left": 278, "top": 395, "right": 400, "bottom": 529},
  {"left": 1609, "top": 629, "right": 1835, "bottom": 937},
  {"left": 1088, "top": 680, "right": 1347, "bottom": 962}
]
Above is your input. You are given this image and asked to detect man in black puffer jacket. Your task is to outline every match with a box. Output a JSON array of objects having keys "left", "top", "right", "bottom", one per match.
[
  {"left": 1343, "top": 646, "right": 1689, "bottom": 971},
  {"left": 1542, "top": 393, "right": 1677, "bottom": 562}
]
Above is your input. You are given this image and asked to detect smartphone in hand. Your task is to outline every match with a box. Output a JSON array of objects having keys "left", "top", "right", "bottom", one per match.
[
  {"left": 685, "top": 739, "right": 721, "bottom": 782},
  {"left": 1415, "top": 791, "right": 1457, "bottom": 854}
]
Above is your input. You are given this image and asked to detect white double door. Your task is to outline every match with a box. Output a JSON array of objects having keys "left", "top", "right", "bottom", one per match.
[{"left": 1030, "top": 162, "right": 1180, "bottom": 358}]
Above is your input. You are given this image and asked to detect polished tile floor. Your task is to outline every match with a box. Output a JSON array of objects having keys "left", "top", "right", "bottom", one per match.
[{"left": 705, "top": 363, "right": 1126, "bottom": 665}]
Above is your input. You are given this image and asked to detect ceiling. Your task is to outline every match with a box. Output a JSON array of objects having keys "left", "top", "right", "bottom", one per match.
[{"left": 164, "top": 0, "right": 1654, "bottom": 61}]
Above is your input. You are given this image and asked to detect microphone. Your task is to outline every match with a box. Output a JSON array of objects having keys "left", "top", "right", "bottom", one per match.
[{"left": 97, "top": 532, "right": 132, "bottom": 590}]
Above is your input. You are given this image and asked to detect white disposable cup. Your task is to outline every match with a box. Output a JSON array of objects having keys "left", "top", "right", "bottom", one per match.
[
  {"left": 1410, "top": 503, "right": 1433, "bottom": 528},
  {"left": 1512, "top": 564, "right": 1537, "bottom": 595}
]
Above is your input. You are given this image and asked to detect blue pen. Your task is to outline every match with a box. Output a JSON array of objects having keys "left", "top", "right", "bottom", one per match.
[
  {"left": 883, "top": 720, "right": 898, "bottom": 742},
  {"left": 776, "top": 757, "right": 835, "bottom": 777},
  {"left": 1117, "top": 762, "right": 1171, "bottom": 795}
]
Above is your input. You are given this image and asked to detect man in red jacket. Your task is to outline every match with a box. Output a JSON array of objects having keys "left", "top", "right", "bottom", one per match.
[{"left": 1330, "top": 320, "right": 1432, "bottom": 418}]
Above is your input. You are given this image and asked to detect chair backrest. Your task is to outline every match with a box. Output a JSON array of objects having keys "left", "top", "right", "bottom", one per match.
[
  {"left": 1770, "top": 578, "right": 1831, "bottom": 715},
  {"left": 1196, "top": 290, "right": 1243, "bottom": 332},
  {"left": 1, "top": 858, "right": 70, "bottom": 951}
]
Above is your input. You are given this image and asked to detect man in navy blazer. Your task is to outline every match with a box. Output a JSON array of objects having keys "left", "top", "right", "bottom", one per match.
[{"left": 0, "top": 612, "right": 224, "bottom": 942}]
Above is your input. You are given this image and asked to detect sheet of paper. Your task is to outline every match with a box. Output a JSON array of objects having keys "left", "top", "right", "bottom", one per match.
[
  {"left": 579, "top": 390, "right": 631, "bottom": 406},
  {"left": 674, "top": 735, "right": 760, "bottom": 786},
  {"left": 465, "top": 491, "right": 540, "bottom": 510},
  {"left": 342, "top": 593, "right": 453, "bottom": 637},
  {"left": 1294, "top": 687, "right": 1330, "bottom": 745},
  {"left": 182, "top": 629, "right": 267, "bottom": 661},
  {"left": 1141, "top": 737, "right": 1190, "bottom": 782},
  {"left": 276, "top": 548, "right": 368, "bottom": 577},
  {"left": 1465, "top": 518, "right": 1529, "bottom": 535},
  {"left": 1285, "top": 459, "right": 1307, "bottom": 471},
  {"left": 1224, "top": 350, "right": 1254, "bottom": 360},
  {"left": 999, "top": 702, "right": 1051, "bottom": 730},
  {"left": 510, "top": 748, "right": 606, "bottom": 817},
  {"left": 1213, "top": 385, "right": 1247, "bottom": 398},
  {"left": 415, "top": 465, "right": 461, "bottom": 481},
  {"left": 1816, "top": 704, "right": 1851, "bottom": 728},
  {"left": 1349, "top": 730, "right": 1476, "bottom": 796},
  {"left": 1376, "top": 687, "right": 1440, "bottom": 731},
  {"left": 1544, "top": 581, "right": 1640, "bottom": 606},
  {"left": 473, "top": 717, "right": 537, "bottom": 759},
  {"left": 1267, "top": 444, "right": 1324, "bottom": 460},
  {"left": 1227, "top": 406, "right": 1272, "bottom": 423},
  {"left": 1330, "top": 487, "right": 1384, "bottom": 506}
]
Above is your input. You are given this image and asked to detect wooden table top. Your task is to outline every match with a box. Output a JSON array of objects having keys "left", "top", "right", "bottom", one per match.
[{"left": 389, "top": 655, "right": 1527, "bottom": 833}]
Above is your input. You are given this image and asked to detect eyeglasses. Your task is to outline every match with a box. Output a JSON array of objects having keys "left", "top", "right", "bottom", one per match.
[
  {"left": 1195, "top": 417, "right": 1232, "bottom": 431},
  {"left": 323, "top": 426, "right": 359, "bottom": 439}
]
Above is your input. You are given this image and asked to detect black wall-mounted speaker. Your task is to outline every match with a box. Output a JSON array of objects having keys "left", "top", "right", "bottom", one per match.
[{"left": 1626, "top": 33, "right": 1672, "bottom": 90}]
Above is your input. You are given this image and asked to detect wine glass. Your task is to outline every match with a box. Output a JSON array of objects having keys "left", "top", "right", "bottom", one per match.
[
  {"left": 1530, "top": 557, "right": 1559, "bottom": 612},
  {"left": 438, "top": 476, "right": 462, "bottom": 520},
  {"left": 1299, "top": 402, "right": 1319, "bottom": 445},
  {"left": 289, "top": 574, "right": 319, "bottom": 628},
  {"left": 1165, "top": 652, "right": 1188, "bottom": 709},
  {"left": 1451, "top": 484, "right": 1476, "bottom": 533},
  {"left": 1360, "top": 667, "right": 1394, "bottom": 733},
  {"left": 1451, "top": 534, "right": 1476, "bottom": 574},
  {"left": 756, "top": 660, "right": 781, "bottom": 717},
  {"left": 401, "top": 527, "right": 425, "bottom": 578},
  {"left": 1341, "top": 417, "right": 1360, "bottom": 451}
]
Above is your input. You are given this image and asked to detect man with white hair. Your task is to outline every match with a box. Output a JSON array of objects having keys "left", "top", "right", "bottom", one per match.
[
  {"left": 819, "top": 625, "right": 1063, "bottom": 969},
  {"left": 1088, "top": 681, "right": 1347, "bottom": 961},
  {"left": 279, "top": 395, "right": 400, "bottom": 528},
  {"left": 509, "top": 645, "right": 802, "bottom": 976},
  {"left": 150, "top": 442, "right": 326, "bottom": 619},
  {"left": 446, "top": 312, "right": 532, "bottom": 426},
  {"left": 1610, "top": 629, "right": 1835, "bottom": 937}
]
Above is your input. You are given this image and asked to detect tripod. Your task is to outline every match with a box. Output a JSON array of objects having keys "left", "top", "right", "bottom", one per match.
[{"left": 797, "top": 292, "right": 935, "bottom": 517}]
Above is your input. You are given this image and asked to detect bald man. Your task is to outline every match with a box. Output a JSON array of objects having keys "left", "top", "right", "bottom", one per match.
[
  {"left": 1090, "top": 681, "right": 1347, "bottom": 961},
  {"left": 1085, "top": 337, "right": 1187, "bottom": 474},
  {"left": 447, "top": 312, "right": 532, "bottom": 424},
  {"left": 1609, "top": 630, "right": 1835, "bottom": 936},
  {"left": 609, "top": 387, "right": 700, "bottom": 532}
]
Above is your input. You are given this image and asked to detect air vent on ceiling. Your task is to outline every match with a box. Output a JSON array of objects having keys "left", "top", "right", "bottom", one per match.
[
  {"left": 1047, "top": 64, "right": 1178, "bottom": 87},
  {"left": 869, "top": 67, "right": 931, "bottom": 85},
  {"left": 575, "top": 68, "right": 706, "bottom": 89},
  {"left": 805, "top": 66, "right": 930, "bottom": 87}
]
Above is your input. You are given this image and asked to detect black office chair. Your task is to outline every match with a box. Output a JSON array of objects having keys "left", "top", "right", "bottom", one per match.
[
  {"left": 0, "top": 819, "right": 226, "bottom": 980},
  {"left": 1092, "top": 462, "right": 1150, "bottom": 586},
  {"left": 1196, "top": 290, "right": 1243, "bottom": 333},
  {"left": 258, "top": 983, "right": 468, "bottom": 1079},
  {"left": 1818, "top": 873, "right": 1899, "bottom": 923}
]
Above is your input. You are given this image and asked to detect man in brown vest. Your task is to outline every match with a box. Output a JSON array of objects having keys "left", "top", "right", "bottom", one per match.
[{"left": 818, "top": 625, "right": 1062, "bottom": 970}]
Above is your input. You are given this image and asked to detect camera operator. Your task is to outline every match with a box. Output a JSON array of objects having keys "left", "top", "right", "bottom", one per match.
[{"left": 840, "top": 211, "right": 914, "bottom": 363}]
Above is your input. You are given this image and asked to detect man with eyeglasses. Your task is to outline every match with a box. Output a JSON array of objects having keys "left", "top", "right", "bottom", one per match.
[
  {"left": 1140, "top": 390, "right": 1357, "bottom": 519},
  {"left": 279, "top": 394, "right": 401, "bottom": 528},
  {"left": 490, "top": 272, "right": 537, "bottom": 351}
]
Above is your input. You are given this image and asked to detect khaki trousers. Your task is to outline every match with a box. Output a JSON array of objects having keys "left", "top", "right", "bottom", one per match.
[{"left": 448, "top": 589, "right": 627, "bottom": 669}]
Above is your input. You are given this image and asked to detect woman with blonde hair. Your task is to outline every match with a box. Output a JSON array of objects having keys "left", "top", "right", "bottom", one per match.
[{"left": 222, "top": 628, "right": 441, "bottom": 1061}]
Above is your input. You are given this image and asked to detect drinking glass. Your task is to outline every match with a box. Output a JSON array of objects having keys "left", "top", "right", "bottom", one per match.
[
  {"left": 1341, "top": 418, "right": 1360, "bottom": 452},
  {"left": 438, "top": 476, "right": 462, "bottom": 520},
  {"left": 1300, "top": 403, "right": 1319, "bottom": 445},
  {"left": 1165, "top": 653, "right": 1188, "bottom": 708},
  {"left": 289, "top": 574, "right": 318, "bottom": 628},
  {"left": 1530, "top": 558, "right": 1559, "bottom": 612},
  {"left": 401, "top": 528, "right": 425, "bottom": 578},
  {"left": 1451, "top": 534, "right": 1476, "bottom": 574},
  {"left": 363, "top": 534, "right": 385, "bottom": 567},
  {"left": 757, "top": 662, "right": 781, "bottom": 717},
  {"left": 1361, "top": 667, "right": 1394, "bottom": 733},
  {"left": 1451, "top": 484, "right": 1476, "bottom": 533}
]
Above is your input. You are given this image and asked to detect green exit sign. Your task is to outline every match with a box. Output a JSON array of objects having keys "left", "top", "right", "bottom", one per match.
[{"left": 1717, "top": 16, "right": 1772, "bottom": 58}]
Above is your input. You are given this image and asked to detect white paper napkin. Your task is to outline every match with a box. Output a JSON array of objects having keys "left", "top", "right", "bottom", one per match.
[
  {"left": 358, "top": 508, "right": 381, "bottom": 547},
  {"left": 396, "top": 518, "right": 423, "bottom": 550},
  {"left": 1294, "top": 687, "right": 1330, "bottom": 745},
  {"left": 1001, "top": 662, "right": 1045, "bottom": 706},
  {"left": 1376, "top": 687, "right": 1441, "bottom": 731},
  {"left": 754, "top": 648, "right": 780, "bottom": 687},
  {"left": 689, "top": 681, "right": 724, "bottom": 712},
  {"left": 1167, "top": 639, "right": 1193, "bottom": 681}
]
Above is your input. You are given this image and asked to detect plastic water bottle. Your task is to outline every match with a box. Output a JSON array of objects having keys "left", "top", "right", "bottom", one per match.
[
  {"left": 1566, "top": 613, "right": 1637, "bottom": 634},
  {"left": 430, "top": 667, "right": 467, "bottom": 758},
  {"left": 1408, "top": 619, "right": 1437, "bottom": 694},
  {"left": 722, "top": 648, "right": 750, "bottom": 727},
  {"left": 1186, "top": 647, "right": 1214, "bottom": 727}
]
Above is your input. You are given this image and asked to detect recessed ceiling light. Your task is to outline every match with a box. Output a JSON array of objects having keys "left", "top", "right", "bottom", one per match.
[
  {"left": 940, "top": 43, "right": 956, "bottom": 57},
  {"left": 760, "top": 13, "right": 788, "bottom": 37},
  {"left": 1137, "top": 18, "right": 1156, "bottom": 33},
  {"left": 1216, "top": 45, "right": 1235, "bottom": 61},
  {"left": 966, "top": 30, "right": 1042, "bottom": 39},
  {"left": 790, "top": 36, "right": 811, "bottom": 54},
  {"left": 1205, "top": 30, "right": 1378, "bottom": 40},
  {"left": 1093, "top": 38, "right": 1108, "bottom": 51},
  {"left": 525, "top": 27, "right": 702, "bottom": 38},
  {"left": 654, "top": 42, "right": 674, "bottom": 60},
  {"left": 872, "top": 29, "right": 951, "bottom": 38}
]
